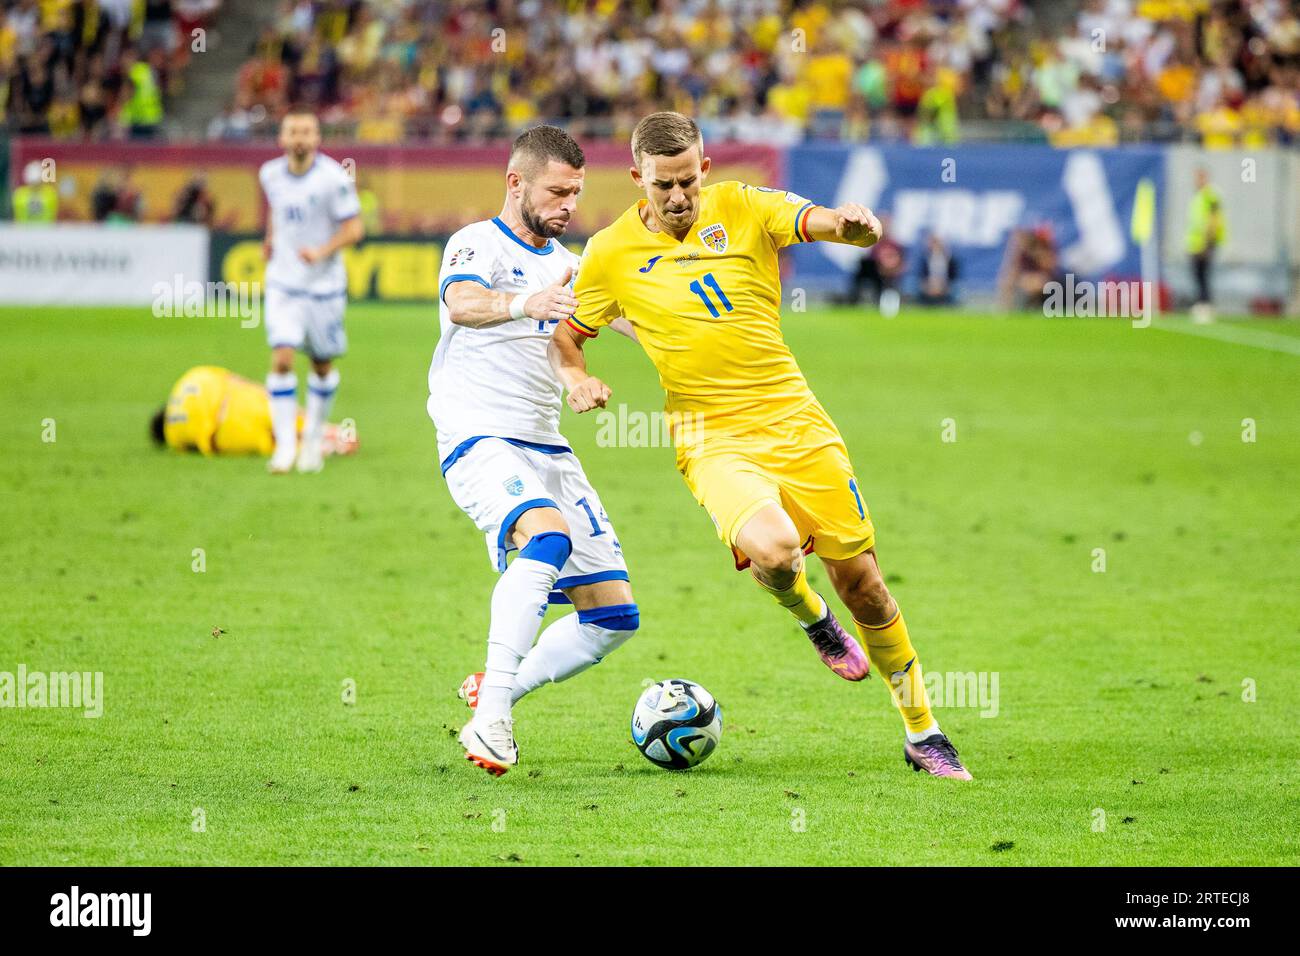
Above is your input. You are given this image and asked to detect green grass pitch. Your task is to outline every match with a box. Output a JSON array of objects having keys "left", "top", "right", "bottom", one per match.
[{"left": 1, "top": 302, "right": 1297, "bottom": 866}]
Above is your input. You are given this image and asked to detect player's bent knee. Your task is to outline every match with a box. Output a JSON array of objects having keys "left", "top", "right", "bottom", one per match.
[
  {"left": 577, "top": 603, "right": 639, "bottom": 659},
  {"left": 518, "top": 531, "right": 572, "bottom": 571},
  {"left": 747, "top": 540, "right": 804, "bottom": 574}
]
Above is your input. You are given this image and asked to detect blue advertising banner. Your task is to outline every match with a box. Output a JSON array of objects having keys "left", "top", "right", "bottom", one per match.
[{"left": 784, "top": 145, "right": 1165, "bottom": 296}]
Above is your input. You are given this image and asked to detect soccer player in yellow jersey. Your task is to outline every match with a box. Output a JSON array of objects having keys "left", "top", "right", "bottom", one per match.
[
  {"left": 150, "top": 366, "right": 358, "bottom": 459},
  {"left": 550, "top": 112, "right": 971, "bottom": 780}
]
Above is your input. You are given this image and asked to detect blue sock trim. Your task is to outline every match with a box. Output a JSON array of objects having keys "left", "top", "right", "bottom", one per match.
[
  {"left": 577, "top": 602, "right": 639, "bottom": 631},
  {"left": 519, "top": 531, "right": 573, "bottom": 571},
  {"left": 268, "top": 388, "right": 297, "bottom": 398},
  {"left": 308, "top": 386, "right": 337, "bottom": 398}
]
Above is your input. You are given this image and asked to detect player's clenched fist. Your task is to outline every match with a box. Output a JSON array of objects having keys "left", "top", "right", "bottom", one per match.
[
  {"left": 525, "top": 266, "right": 578, "bottom": 323},
  {"left": 567, "top": 375, "right": 611, "bottom": 413},
  {"left": 831, "top": 203, "right": 882, "bottom": 247}
]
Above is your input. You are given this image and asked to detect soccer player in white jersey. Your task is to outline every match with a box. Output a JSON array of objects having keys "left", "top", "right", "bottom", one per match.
[
  {"left": 431, "top": 126, "right": 638, "bottom": 776},
  {"left": 259, "top": 108, "right": 364, "bottom": 474}
]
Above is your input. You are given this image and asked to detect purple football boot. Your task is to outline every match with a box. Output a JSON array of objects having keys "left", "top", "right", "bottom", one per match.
[
  {"left": 903, "top": 733, "right": 973, "bottom": 780},
  {"left": 803, "top": 606, "right": 871, "bottom": 681}
]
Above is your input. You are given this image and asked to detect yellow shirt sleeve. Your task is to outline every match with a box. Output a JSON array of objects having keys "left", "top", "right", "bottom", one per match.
[
  {"left": 569, "top": 239, "right": 621, "bottom": 338},
  {"left": 738, "top": 183, "right": 818, "bottom": 248}
]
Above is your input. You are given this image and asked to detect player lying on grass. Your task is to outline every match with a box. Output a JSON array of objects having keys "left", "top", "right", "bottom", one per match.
[
  {"left": 550, "top": 111, "right": 970, "bottom": 780},
  {"left": 260, "top": 108, "right": 365, "bottom": 475},
  {"left": 150, "top": 365, "right": 358, "bottom": 458},
  {"left": 431, "top": 126, "right": 640, "bottom": 777}
]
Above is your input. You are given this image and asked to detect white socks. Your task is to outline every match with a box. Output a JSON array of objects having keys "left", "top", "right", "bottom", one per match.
[
  {"left": 478, "top": 554, "right": 564, "bottom": 721},
  {"left": 513, "top": 604, "right": 639, "bottom": 703},
  {"left": 906, "top": 721, "right": 941, "bottom": 743},
  {"left": 304, "top": 368, "right": 340, "bottom": 451},
  {"left": 266, "top": 371, "right": 298, "bottom": 459}
]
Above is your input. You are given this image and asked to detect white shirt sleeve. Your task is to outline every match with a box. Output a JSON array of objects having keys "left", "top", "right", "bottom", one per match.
[
  {"left": 438, "top": 226, "right": 498, "bottom": 305},
  {"left": 329, "top": 165, "right": 361, "bottom": 223}
]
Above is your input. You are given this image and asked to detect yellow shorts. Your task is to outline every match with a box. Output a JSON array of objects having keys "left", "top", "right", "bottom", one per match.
[{"left": 676, "top": 400, "right": 875, "bottom": 566}]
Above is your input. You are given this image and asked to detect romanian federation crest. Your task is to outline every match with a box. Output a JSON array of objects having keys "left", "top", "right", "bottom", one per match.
[
  {"left": 503, "top": 475, "right": 524, "bottom": 496},
  {"left": 699, "top": 223, "right": 728, "bottom": 253}
]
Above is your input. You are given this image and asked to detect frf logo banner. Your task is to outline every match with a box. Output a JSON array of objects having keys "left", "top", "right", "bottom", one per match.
[{"left": 785, "top": 144, "right": 1165, "bottom": 294}]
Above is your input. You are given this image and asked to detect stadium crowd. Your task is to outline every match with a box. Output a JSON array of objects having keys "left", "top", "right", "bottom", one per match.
[
  {"left": 210, "top": 0, "right": 1300, "bottom": 147},
  {"left": 4, "top": 0, "right": 1299, "bottom": 146},
  {"left": 1, "top": 0, "right": 222, "bottom": 137}
]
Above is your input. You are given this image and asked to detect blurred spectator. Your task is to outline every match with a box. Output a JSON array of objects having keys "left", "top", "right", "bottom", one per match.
[
  {"left": 914, "top": 67, "right": 960, "bottom": 144},
  {"left": 118, "top": 46, "right": 164, "bottom": 138},
  {"left": 917, "top": 233, "right": 960, "bottom": 305},
  {"left": 1186, "top": 166, "right": 1226, "bottom": 323},
  {"left": 90, "top": 164, "right": 142, "bottom": 223},
  {"left": 357, "top": 179, "right": 380, "bottom": 235},
  {"left": 12, "top": 46, "right": 54, "bottom": 133},
  {"left": 11, "top": 158, "right": 58, "bottom": 222},
  {"left": 141, "top": 0, "right": 177, "bottom": 58},
  {"left": 75, "top": 53, "right": 109, "bottom": 137},
  {"left": 842, "top": 215, "right": 906, "bottom": 316},
  {"left": 206, "top": 91, "right": 264, "bottom": 140},
  {"left": 999, "top": 225, "right": 1062, "bottom": 311},
  {"left": 172, "top": 170, "right": 216, "bottom": 226}
]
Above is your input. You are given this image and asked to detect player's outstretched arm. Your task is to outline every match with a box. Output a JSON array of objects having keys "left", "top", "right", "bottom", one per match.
[
  {"left": 548, "top": 320, "right": 611, "bottom": 413},
  {"left": 803, "top": 203, "right": 883, "bottom": 248},
  {"left": 445, "top": 267, "right": 577, "bottom": 330}
]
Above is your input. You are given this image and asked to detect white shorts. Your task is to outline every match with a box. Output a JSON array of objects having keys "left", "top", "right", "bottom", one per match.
[
  {"left": 265, "top": 286, "right": 348, "bottom": 360},
  {"left": 442, "top": 437, "right": 629, "bottom": 596}
]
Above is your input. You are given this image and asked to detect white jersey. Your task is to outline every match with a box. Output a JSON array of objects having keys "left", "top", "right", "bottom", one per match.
[
  {"left": 428, "top": 217, "right": 582, "bottom": 465},
  {"left": 259, "top": 153, "right": 360, "bottom": 296}
]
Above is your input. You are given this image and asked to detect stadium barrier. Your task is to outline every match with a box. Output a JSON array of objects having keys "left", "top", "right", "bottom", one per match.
[
  {"left": 788, "top": 143, "right": 1296, "bottom": 313},
  {"left": 5, "top": 138, "right": 1296, "bottom": 311},
  {"left": 0, "top": 223, "right": 209, "bottom": 305},
  {"left": 787, "top": 143, "right": 1166, "bottom": 299},
  {"left": 5, "top": 139, "right": 779, "bottom": 234},
  {"left": 208, "top": 232, "right": 555, "bottom": 302}
]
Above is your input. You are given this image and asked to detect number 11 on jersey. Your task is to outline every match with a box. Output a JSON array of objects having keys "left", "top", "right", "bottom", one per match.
[{"left": 688, "top": 273, "right": 733, "bottom": 318}]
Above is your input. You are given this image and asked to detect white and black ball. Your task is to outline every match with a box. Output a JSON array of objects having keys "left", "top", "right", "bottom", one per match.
[{"left": 631, "top": 679, "right": 722, "bottom": 770}]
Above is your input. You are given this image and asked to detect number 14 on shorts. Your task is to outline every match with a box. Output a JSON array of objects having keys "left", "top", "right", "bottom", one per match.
[{"left": 576, "top": 496, "right": 615, "bottom": 542}]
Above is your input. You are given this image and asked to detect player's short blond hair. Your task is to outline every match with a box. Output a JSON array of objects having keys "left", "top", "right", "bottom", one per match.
[{"left": 631, "top": 112, "right": 703, "bottom": 168}]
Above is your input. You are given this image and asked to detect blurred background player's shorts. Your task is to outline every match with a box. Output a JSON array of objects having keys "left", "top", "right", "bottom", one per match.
[{"left": 265, "top": 288, "right": 348, "bottom": 361}]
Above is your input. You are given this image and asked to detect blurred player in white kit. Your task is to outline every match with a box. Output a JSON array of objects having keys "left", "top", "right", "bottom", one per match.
[
  {"left": 431, "top": 126, "right": 639, "bottom": 776},
  {"left": 259, "top": 108, "right": 365, "bottom": 473}
]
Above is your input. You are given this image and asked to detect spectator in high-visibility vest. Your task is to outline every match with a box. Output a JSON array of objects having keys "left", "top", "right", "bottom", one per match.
[
  {"left": 118, "top": 47, "right": 164, "bottom": 139},
  {"left": 12, "top": 160, "right": 58, "bottom": 224},
  {"left": 1186, "top": 167, "right": 1226, "bottom": 323},
  {"left": 358, "top": 185, "right": 380, "bottom": 235}
]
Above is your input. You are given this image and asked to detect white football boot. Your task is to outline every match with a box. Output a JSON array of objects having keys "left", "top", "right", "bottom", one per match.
[
  {"left": 459, "top": 715, "right": 518, "bottom": 777},
  {"left": 267, "top": 445, "right": 296, "bottom": 474},
  {"left": 295, "top": 435, "right": 324, "bottom": 473}
]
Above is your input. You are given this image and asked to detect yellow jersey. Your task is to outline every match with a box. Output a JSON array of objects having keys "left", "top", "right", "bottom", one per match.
[
  {"left": 570, "top": 180, "right": 818, "bottom": 436},
  {"left": 163, "top": 366, "right": 276, "bottom": 456}
]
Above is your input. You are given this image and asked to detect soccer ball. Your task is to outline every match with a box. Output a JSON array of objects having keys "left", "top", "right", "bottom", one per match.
[{"left": 631, "top": 679, "right": 722, "bottom": 770}]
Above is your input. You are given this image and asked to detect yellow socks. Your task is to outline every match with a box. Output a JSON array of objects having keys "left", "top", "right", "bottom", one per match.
[
  {"left": 855, "top": 609, "right": 936, "bottom": 734},
  {"left": 755, "top": 566, "right": 826, "bottom": 627}
]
